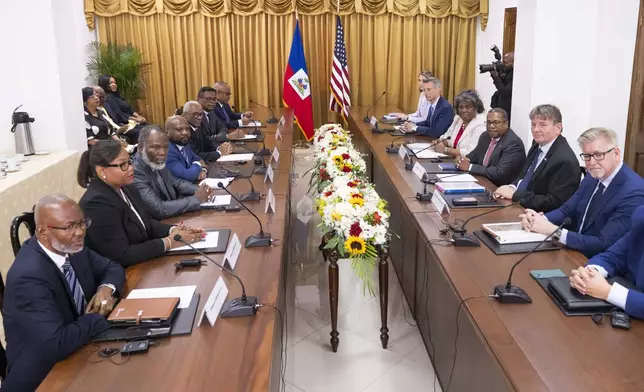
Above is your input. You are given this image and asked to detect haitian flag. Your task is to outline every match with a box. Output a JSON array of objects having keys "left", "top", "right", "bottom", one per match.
[{"left": 283, "top": 19, "right": 314, "bottom": 141}]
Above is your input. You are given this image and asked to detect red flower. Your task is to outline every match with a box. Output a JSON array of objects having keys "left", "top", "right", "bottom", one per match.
[
  {"left": 351, "top": 193, "right": 363, "bottom": 199},
  {"left": 342, "top": 153, "right": 350, "bottom": 160},
  {"left": 318, "top": 136, "right": 324, "bottom": 142},
  {"left": 331, "top": 131, "right": 337, "bottom": 134},
  {"left": 320, "top": 168, "right": 330, "bottom": 180},
  {"left": 349, "top": 222, "right": 362, "bottom": 237},
  {"left": 347, "top": 181, "right": 357, "bottom": 188},
  {"left": 324, "top": 191, "right": 333, "bottom": 197},
  {"left": 321, "top": 147, "right": 325, "bottom": 152},
  {"left": 342, "top": 165, "right": 352, "bottom": 173},
  {"left": 373, "top": 212, "right": 382, "bottom": 224}
]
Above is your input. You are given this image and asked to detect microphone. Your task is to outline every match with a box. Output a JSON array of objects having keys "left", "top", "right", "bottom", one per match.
[
  {"left": 256, "top": 138, "right": 271, "bottom": 157},
  {"left": 217, "top": 182, "right": 272, "bottom": 247},
  {"left": 173, "top": 234, "right": 258, "bottom": 317},
  {"left": 451, "top": 201, "right": 519, "bottom": 246},
  {"left": 494, "top": 217, "right": 572, "bottom": 304},
  {"left": 249, "top": 99, "right": 278, "bottom": 124},
  {"left": 235, "top": 144, "right": 264, "bottom": 166},
  {"left": 404, "top": 137, "right": 451, "bottom": 171},
  {"left": 238, "top": 176, "right": 261, "bottom": 202},
  {"left": 386, "top": 135, "right": 406, "bottom": 154},
  {"left": 363, "top": 91, "right": 386, "bottom": 123}
]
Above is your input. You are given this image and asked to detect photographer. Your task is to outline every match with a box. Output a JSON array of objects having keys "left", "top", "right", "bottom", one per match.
[{"left": 490, "top": 52, "right": 514, "bottom": 120}]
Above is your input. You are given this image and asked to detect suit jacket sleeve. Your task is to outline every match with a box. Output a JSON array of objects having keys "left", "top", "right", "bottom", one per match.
[
  {"left": 512, "top": 157, "right": 580, "bottom": 212},
  {"left": 83, "top": 194, "right": 166, "bottom": 266},
  {"left": 166, "top": 150, "right": 202, "bottom": 182},
  {"left": 88, "top": 249, "right": 125, "bottom": 295},
  {"left": 211, "top": 116, "right": 230, "bottom": 143},
  {"left": 12, "top": 273, "right": 108, "bottom": 362},
  {"left": 133, "top": 170, "right": 201, "bottom": 220},
  {"left": 469, "top": 138, "right": 525, "bottom": 186},
  {"left": 417, "top": 104, "right": 454, "bottom": 137},
  {"left": 544, "top": 177, "right": 589, "bottom": 224},
  {"left": 587, "top": 230, "right": 630, "bottom": 277},
  {"left": 565, "top": 192, "right": 644, "bottom": 257}
]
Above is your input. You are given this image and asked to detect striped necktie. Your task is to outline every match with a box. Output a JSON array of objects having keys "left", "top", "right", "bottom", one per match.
[{"left": 63, "top": 256, "right": 86, "bottom": 315}]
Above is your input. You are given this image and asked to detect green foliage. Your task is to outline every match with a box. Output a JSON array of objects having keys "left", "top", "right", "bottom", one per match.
[{"left": 86, "top": 41, "right": 151, "bottom": 106}]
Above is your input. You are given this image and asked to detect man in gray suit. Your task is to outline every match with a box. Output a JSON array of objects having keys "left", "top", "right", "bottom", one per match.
[
  {"left": 457, "top": 108, "right": 526, "bottom": 186},
  {"left": 133, "top": 125, "right": 212, "bottom": 220}
]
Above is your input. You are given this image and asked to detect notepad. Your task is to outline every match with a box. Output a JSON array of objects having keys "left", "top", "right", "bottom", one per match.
[
  {"left": 239, "top": 121, "right": 262, "bottom": 128},
  {"left": 200, "top": 177, "right": 234, "bottom": 189},
  {"left": 127, "top": 285, "right": 197, "bottom": 309},
  {"left": 201, "top": 195, "right": 232, "bottom": 207},
  {"left": 173, "top": 231, "right": 220, "bottom": 251},
  {"left": 435, "top": 182, "right": 485, "bottom": 194},
  {"left": 217, "top": 153, "right": 254, "bottom": 162},
  {"left": 436, "top": 174, "right": 478, "bottom": 182}
]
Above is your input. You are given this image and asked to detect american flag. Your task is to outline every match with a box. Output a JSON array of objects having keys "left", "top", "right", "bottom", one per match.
[{"left": 329, "top": 15, "right": 351, "bottom": 119}]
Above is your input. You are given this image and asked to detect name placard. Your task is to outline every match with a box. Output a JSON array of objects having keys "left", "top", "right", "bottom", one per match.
[
  {"left": 223, "top": 233, "right": 242, "bottom": 270},
  {"left": 412, "top": 161, "right": 426, "bottom": 180},
  {"left": 198, "top": 277, "right": 229, "bottom": 327},
  {"left": 265, "top": 188, "right": 276, "bottom": 214}
]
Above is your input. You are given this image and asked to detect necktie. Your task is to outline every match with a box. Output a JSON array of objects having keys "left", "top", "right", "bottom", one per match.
[
  {"left": 581, "top": 182, "right": 605, "bottom": 232},
  {"left": 221, "top": 105, "right": 231, "bottom": 122},
  {"left": 517, "top": 148, "right": 542, "bottom": 191},
  {"left": 482, "top": 138, "right": 499, "bottom": 166},
  {"left": 63, "top": 256, "right": 86, "bottom": 315},
  {"left": 180, "top": 147, "right": 190, "bottom": 164},
  {"left": 204, "top": 112, "right": 210, "bottom": 124},
  {"left": 427, "top": 105, "right": 435, "bottom": 126},
  {"left": 452, "top": 124, "right": 466, "bottom": 149}
]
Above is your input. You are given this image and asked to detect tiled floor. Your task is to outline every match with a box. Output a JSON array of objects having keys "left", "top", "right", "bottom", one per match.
[{"left": 282, "top": 255, "right": 441, "bottom": 392}]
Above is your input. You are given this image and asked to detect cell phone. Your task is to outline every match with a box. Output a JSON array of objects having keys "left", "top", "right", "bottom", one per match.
[
  {"left": 121, "top": 340, "right": 150, "bottom": 355},
  {"left": 530, "top": 269, "right": 567, "bottom": 279},
  {"left": 612, "top": 310, "right": 631, "bottom": 330},
  {"left": 453, "top": 197, "right": 478, "bottom": 206}
]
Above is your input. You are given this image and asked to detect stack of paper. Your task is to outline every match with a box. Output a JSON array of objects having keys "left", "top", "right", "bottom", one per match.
[
  {"left": 127, "top": 285, "right": 197, "bottom": 309},
  {"left": 218, "top": 153, "right": 254, "bottom": 162},
  {"left": 173, "top": 231, "right": 220, "bottom": 251},
  {"left": 239, "top": 121, "right": 262, "bottom": 128},
  {"left": 200, "top": 177, "right": 234, "bottom": 189},
  {"left": 436, "top": 174, "right": 478, "bottom": 182},
  {"left": 435, "top": 182, "right": 486, "bottom": 194},
  {"left": 200, "top": 195, "right": 232, "bottom": 208}
]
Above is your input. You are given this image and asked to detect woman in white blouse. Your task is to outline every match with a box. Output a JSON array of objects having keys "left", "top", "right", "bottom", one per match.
[
  {"left": 435, "top": 89, "right": 487, "bottom": 158},
  {"left": 394, "top": 71, "right": 434, "bottom": 123}
]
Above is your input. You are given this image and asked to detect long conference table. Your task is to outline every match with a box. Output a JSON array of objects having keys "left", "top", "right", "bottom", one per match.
[
  {"left": 347, "top": 105, "right": 644, "bottom": 392},
  {"left": 39, "top": 108, "right": 295, "bottom": 392}
]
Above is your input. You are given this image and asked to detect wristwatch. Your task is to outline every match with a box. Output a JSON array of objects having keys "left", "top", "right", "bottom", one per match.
[{"left": 552, "top": 228, "right": 563, "bottom": 242}]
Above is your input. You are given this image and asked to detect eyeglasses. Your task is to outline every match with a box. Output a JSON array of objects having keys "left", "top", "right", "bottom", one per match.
[
  {"left": 105, "top": 158, "right": 133, "bottom": 171},
  {"left": 579, "top": 148, "right": 615, "bottom": 162},
  {"left": 485, "top": 120, "right": 507, "bottom": 127},
  {"left": 48, "top": 217, "right": 92, "bottom": 231}
]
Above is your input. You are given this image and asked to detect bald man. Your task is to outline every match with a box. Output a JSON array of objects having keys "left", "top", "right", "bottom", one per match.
[
  {"left": 490, "top": 52, "right": 514, "bottom": 120},
  {"left": 182, "top": 101, "right": 232, "bottom": 162},
  {"left": 213, "top": 81, "right": 253, "bottom": 129},
  {"left": 165, "top": 115, "right": 209, "bottom": 182},
  {"left": 2, "top": 194, "right": 125, "bottom": 390}
]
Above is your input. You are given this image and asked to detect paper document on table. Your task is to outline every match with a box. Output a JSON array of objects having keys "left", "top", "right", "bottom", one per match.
[
  {"left": 201, "top": 195, "right": 232, "bottom": 207},
  {"left": 200, "top": 177, "right": 234, "bottom": 189},
  {"left": 173, "top": 231, "right": 220, "bottom": 251},
  {"left": 415, "top": 150, "right": 448, "bottom": 159},
  {"left": 405, "top": 143, "right": 433, "bottom": 151},
  {"left": 239, "top": 121, "right": 262, "bottom": 128},
  {"left": 436, "top": 174, "right": 478, "bottom": 182},
  {"left": 243, "top": 134, "right": 258, "bottom": 139},
  {"left": 481, "top": 222, "right": 548, "bottom": 244},
  {"left": 127, "top": 285, "right": 197, "bottom": 309},
  {"left": 217, "top": 153, "right": 254, "bottom": 162}
]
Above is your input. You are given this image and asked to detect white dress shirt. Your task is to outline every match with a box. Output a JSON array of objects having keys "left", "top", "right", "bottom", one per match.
[
  {"left": 38, "top": 240, "right": 115, "bottom": 294},
  {"left": 513, "top": 137, "right": 557, "bottom": 190},
  {"left": 406, "top": 94, "right": 430, "bottom": 123}
]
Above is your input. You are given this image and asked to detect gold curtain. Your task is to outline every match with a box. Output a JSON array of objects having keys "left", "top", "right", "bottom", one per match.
[{"left": 92, "top": 1, "right": 485, "bottom": 138}]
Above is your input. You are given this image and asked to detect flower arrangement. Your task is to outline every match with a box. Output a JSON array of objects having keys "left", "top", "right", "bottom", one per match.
[{"left": 312, "top": 124, "right": 393, "bottom": 294}]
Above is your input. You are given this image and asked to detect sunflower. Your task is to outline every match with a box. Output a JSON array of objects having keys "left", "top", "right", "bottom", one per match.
[
  {"left": 349, "top": 196, "right": 364, "bottom": 207},
  {"left": 332, "top": 155, "right": 343, "bottom": 165},
  {"left": 345, "top": 236, "right": 366, "bottom": 256}
]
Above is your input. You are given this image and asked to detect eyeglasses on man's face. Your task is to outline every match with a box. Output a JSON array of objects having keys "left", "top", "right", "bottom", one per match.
[
  {"left": 579, "top": 148, "right": 615, "bottom": 162},
  {"left": 48, "top": 217, "right": 92, "bottom": 232},
  {"left": 485, "top": 120, "right": 507, "bottom": 128}
]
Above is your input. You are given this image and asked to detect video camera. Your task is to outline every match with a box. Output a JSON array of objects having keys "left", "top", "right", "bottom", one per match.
[{"left": 479, "top": 45, "right": 504, "bottom": 74}]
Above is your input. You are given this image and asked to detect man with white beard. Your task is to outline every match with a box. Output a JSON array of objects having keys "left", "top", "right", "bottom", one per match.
[
  {"left": 133, "top": 124, "right": 213, "bottom": 220},
  {"left": 2, "top": 194, "right": 125, "bottom": 390}
]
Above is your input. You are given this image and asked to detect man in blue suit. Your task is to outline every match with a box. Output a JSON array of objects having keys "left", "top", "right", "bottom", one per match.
[
  {"left": 213, "top": 81, "right": 253, "bottom": 129},
  {"left": 165, "top": 115, "right": 209, "bottom": 182},
  {"left": 570, "top": 205, "right": 644, "bottom": 319},
  {"left": 520, "top": 127, "right": 644, "bottom": 257},
  {"left": 2, "top": 194, "right": 125, "bottom": 390},
  {"left": 402, "top": 77, "right": 454, "bottom": 137}
]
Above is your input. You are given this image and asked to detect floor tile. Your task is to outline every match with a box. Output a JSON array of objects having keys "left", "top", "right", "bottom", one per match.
[
  {"left": 406, "top": 344, "right": 433, "bottom": 368},
  {"left": 285, "top": 381, "right": 305, "bottom": 392},
  {"left": 287, "top": 307, "right": 328, "bottom": 348},
  {"left": 362, "top": 358, "right": 441, "bottom": 392},
  {"left": 285, "top": 326, "right": 404, "bottom": 392}
]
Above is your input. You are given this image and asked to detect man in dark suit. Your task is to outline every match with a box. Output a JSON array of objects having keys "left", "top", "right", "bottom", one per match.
[
  {"left": 402, "top": 78, "right": 454, "bottom": 137},
  {"left": 494, "top": 104, "right": 580, "bottom": 212},
  {"left": 197, "top": 86, "right": 245, "bottom": 142},
  {"left": 2, "top": 194, "right": 125, "bottom": 390},
  {"left": 165, "top": 115, "right": 209, "bottom": 182},
  {"left": 520, "top": 127, "right": 644, "bottom": 258},
  {"left": 213, "top": 81, "right": 253, "bottom": 129},
  {"left": 458, "top": 108, "right": 526, "bottom": 186},
  {"left": 182, "top": 101, "right": 233, "bottom": 162},
  {"left": 569, "top": 206, "right": 644, "bottom": 319},
  {"left": 133, "top": 125, "right": 213, "bottom": 220}
]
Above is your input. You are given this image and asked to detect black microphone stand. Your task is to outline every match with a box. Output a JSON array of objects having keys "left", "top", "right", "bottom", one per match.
[
  {"left": 386, "top": 136, "right": 406, "bottom": 153},
  {"left": 451, "top": 202, "right": 518, "bottom": 247},
  {"left": 493, "top": 218, "right": 571, "bottom": 304},
  {"left": 174, "top": 235, "right": 258, "bottom": 317},
  {"left": 363, "top": 91, "right": 386, "bottom": 122},
  {"left": 249, "top": 99, "right": 278, "bottom": 123},
  {"left": 238, "top": 176, "right": 261, "bottom": 202},
  {"left": 217, "top": 182, "right": 272, "bottom": 247}
]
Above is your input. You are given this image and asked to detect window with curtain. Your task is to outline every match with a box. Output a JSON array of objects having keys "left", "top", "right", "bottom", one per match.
[{"left": 85, "top": 0, "right": 488, "bottom": 139}]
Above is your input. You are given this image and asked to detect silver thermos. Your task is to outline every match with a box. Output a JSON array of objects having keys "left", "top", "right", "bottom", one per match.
[{"left": 11, "top": 105, "right": 35, "bottom": 156}]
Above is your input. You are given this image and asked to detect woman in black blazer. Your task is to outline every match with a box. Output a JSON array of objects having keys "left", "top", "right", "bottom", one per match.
[
  {"left": 98, "top": 74, "right": 147, "bottom": 144},
  {"left": 78, "top": 140, "right": 204, "bottom": 266}
]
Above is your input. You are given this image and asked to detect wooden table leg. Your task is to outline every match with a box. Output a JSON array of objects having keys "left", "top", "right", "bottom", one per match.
[
  {"left": 378, "top": 247, "right": 390, "bottom": 349},
  {"left": 328, "top": 255, "right": 340, "bottom": 352}
]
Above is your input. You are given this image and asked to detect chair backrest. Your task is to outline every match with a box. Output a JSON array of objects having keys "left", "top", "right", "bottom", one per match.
[
  {"left": 10, "top": 210, "right": 35, "bottom": 257},
  {"left": 580, "top": 166, "right": 588, "bottom": 183}
]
